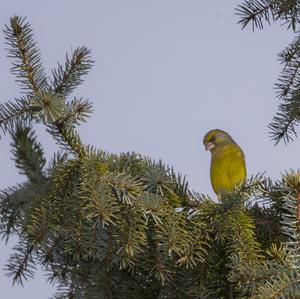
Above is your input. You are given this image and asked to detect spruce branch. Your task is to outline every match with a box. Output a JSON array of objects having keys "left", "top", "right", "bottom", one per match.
[
  {"left": 236, "top": 0, "right": 277, "bottom": 30},
  {"left": 3, "top": 16, "right": 91, "bottom": 157},
  {"left": 0, "top": 183, "right": 27, "bottom": 241},
  {"left": 236, "top": 0, "right": 300, "bottom": 31},
  {"left": 3, "top": 16, "right": 48, "bottom": 94},
  {"left": 175, "top": 217, "right": 210, "bottom": 268},
  {"left": 29, "top": 91, "right": 65, "bottom": 123},
  {"left": 28, "top": 91, "right": 87, "bottom": 158},
  {"left": 141, "top": 159, "right": 184, "bottom": 207},
  {"left": 276, "top": 34, "right": 300, "bottom": 100},
  {"left": 46, "top": 122, "right": 87, "bottom": 158},
  {"left": 51, "top": 47, "right": 93, "bottom": 97},
  {"left": 229, "top": 244, "right": 289, "bottom": 297},
  {"left": 47, "top": 158, "right": 81, "bottom": 204},
  {"left": 115, "top": 206, "right": 147, "bottom": 270},
  {"left": 99, "top": 172, "right": 142, "bottom": 205},
  {"left": 280, "top": 171, "right": 300, "bottom": 267},
  {"left": 268, "top": 33, "right": 300, "bottom": 144},
  {"left": 269, "top": 94, "right": 300, "bottom": 144},
  {"left": 41, "top": 234, "right": 64, "bottom": 266},
  {"left": 46, "top": 151, "right": 69, "bottom": 176},
  {"left": 137, "top": 193, "right": 166, "bottom": 224},
  {"left": 255, "top": 270, "right": 300, "bottom": 298},
  {"left": 60, "top": 97, "right": 93, "bottom": 128},
  {"left": 5, "top": 240, "right": 36, "bottom": 286},
  {"left": 142, "top": 159, "right": 176, "bottom": 196},
  {"left": 237, "top": 2, "right": 300, "bottom": 144},
  {"left": 10, "top": 125, "right": 46, "bottom": 183},
  {"left": 83, "top": 183, "right": 120, "bottom": 227},
  {"left": 0, "top": 97, "right": 35, "bottom": 135},
  {"left": 239, "top": 172, "right": 300, "bottom": 297},
  {"left": 27, "top": 91, "right": 90, "bottom": 158}
]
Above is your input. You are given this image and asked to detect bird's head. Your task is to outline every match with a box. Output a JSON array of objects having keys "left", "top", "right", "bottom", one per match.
[{"left": 203, "top": 129, "right": 235, "bottom": 152}]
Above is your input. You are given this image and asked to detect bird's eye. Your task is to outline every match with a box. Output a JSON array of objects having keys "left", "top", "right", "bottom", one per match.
[{"left": 210, "top": 136, "right": 216, "bottom": 142}]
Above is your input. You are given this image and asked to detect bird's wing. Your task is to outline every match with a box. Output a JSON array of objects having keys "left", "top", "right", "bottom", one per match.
[{"left": 227, "top": 148, "right": 246, "bottom": 188}]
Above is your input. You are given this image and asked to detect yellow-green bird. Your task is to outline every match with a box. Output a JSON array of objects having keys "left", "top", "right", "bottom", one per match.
[{"left": 203, "top": 129, "right": 246, "bottom": 199}]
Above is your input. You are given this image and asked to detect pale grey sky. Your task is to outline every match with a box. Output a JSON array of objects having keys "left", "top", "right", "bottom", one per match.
[{"left": 0, "top": 0, "right": 298, "bottom": 298}]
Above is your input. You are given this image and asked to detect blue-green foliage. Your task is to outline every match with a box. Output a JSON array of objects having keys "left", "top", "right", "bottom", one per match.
[{"left": 1, "top": 10, "right": 300, "bottom": 298}]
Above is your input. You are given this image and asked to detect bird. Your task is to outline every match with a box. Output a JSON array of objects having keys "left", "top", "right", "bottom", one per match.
[{"left": 203, "top": 129, "right": 246, "bottom": 199}]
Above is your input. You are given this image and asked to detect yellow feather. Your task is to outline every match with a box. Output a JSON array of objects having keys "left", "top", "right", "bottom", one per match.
[{"left": 210, "top": 144, "right": 246, "bottom": 197}]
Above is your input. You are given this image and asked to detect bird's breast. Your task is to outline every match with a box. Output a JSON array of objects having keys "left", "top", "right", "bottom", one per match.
[{"left": 210, "top": 144, "right": 246, "bottom": 196}]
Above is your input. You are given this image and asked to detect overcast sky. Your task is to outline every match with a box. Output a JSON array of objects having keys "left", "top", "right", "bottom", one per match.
[{"left": 0, "top": 1, "right": 298, "bottom": 298}]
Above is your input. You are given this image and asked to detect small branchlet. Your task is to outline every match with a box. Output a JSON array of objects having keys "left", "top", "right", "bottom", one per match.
[
  {"left": 4, "top": 16, "right": 48, "bottom": 94},
  {"left": 10, "top": 125, "right": 46, "bottom": 183},
  {"left": 51, "top": 47, "right": 94, "bottom": 97},
  {"left": 236, "top": 0, "right": 300, "bottom": 31}
]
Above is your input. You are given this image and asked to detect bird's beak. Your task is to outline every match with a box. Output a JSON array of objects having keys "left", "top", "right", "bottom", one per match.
[{"left": 205, "top": 142, "right": 215, "bottom": 151}]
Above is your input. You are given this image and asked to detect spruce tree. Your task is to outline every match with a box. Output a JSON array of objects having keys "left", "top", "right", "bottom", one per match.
[{"left": 0, "top": 2, "right": 300, "bottom": 297}]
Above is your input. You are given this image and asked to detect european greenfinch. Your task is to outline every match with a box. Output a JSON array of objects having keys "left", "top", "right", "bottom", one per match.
[{"left": 203, "top": 129, "right": 246, "bottom": 199}]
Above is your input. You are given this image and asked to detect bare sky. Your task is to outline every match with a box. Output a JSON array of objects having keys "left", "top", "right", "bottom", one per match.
[{"left": 0, "top": 0, "right": 298, "bottom": 298}]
